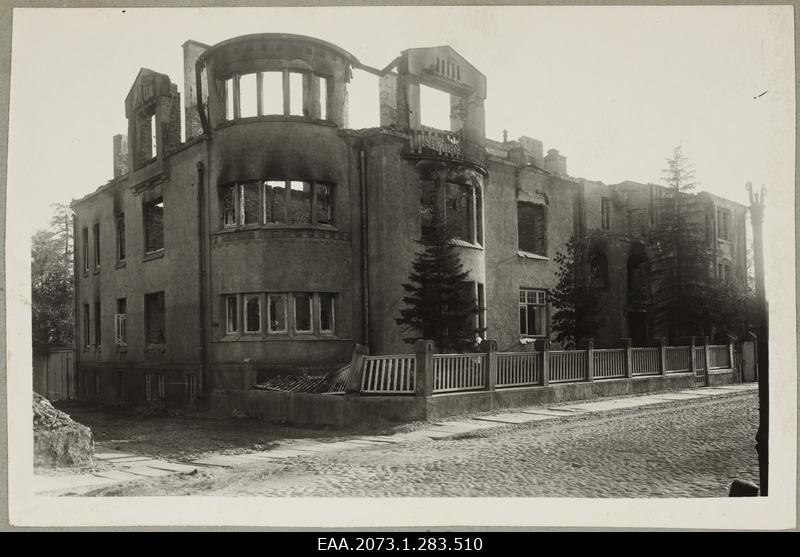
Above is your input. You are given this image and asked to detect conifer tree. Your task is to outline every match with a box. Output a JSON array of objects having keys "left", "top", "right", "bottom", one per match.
[
  {"left": 647, "top": 145, "right": 715, "bottom": 342},
  {"left": 550, "top": 235, "right": 603, "bottom": 348},
  {"left": 396, "top": 208, "right": 482, "bottom": 352}
]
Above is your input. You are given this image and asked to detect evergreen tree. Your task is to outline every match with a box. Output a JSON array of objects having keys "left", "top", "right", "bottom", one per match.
[
  {"left": 32, "top": 203, "right": 75, "bottom": 347},
  {"left": 550, "top": 235, "right": 603, "bottom": 348},
  {"left": 396, "top": 208, "right": 482, "bottom": 352},
  {"left": 647, "top": 145, "right": 715, "bottom": 342}
]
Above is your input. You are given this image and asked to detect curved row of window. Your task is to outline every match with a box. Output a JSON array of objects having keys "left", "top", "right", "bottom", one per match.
[
  {"left": 222, "top": 70, "right": 330, "bottom": 121},
  {"left": 420, "top": 179, "right": 483, "bottom": 245},
  {"left": 220, "top": 180, "right": 334, "bottom": 228},
  {"left": 224, "top": 291, "right": 336, "bottom": 337}
]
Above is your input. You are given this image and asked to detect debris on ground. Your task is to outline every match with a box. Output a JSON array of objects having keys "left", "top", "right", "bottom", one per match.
[
  {"left": 252, "top": 363, "right": 351, "bottom": 394},
  {"left": 33, "top": 393, "right": 94, "bottom": 468}
]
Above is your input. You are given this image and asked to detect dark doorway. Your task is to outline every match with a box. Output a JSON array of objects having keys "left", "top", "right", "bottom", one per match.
[{"left": 628, "top": 311, "right": 649, "bottom": 347}]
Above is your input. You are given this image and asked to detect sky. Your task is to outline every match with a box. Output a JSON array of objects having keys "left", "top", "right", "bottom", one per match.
[{"left": 6, "top": 5, "right": 795, "bottom": 238}]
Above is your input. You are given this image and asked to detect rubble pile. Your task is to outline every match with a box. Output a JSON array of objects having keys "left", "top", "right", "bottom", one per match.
[{"left": 33, "top": 393, "right": 94, "bottom": 468}]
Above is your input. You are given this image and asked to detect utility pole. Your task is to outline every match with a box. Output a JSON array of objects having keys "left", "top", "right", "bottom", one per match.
[{"left": 747, "top": 181, "right": 768, "bottom": 496}]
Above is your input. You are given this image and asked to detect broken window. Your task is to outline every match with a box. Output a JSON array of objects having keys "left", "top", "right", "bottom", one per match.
[
  {"left": 264, "top": 181, "right": 287, "bottom": 224},
  {"left": 245, "top": 294, "right": 261, "bottom": 333},
  {"left": 517, "top": 202, "right": 547, "bottom": 257},
  {"left": 261, "top": 71, "right": 283, "bottom": 115},
  {"left": 316, "top": 183, "right": 334, "bottom": 225},
  {"left": 144, "top": 197, "right": 164, "bottom": 253},
  {"left": 115, "top": 298, "right": 127, "bottom": 346},
  {"left": 145, "top": 291, "right": 165, "bottom": 345},
  {"left": 420, "top": 84, "right": 452, "bottom": 131},
  {"left": 717, "top": 207, "right": 731, "bottom": 241},
  {"left": 289, "top": 181, "right": 312, "bottom": 225},
  {"left": 601, "top": 197, "right": 611, "bottom": 230},
  {"left": 83, "top": 304, "right": 90, "bottom": 346},
  {"left": 268, "top": 294, "right": 287, "bottom": 333},
  {"left": 718, "top": 261, "right": 731, "bottom": 283},
  {"left": 115, "top": 213, "right": 126, "bottom": 262},
  {"left": 294, "top": 293, "right": 312, "bottom": 332},
  {"left": 238, "top": 73, "right": 258, "bottom": 118},
  {"left": 590, "top": 252, "right": 609, "bottom": 289},
  {"left": 221, "top": 185, "right": 237, "bottom": 227},
  {"left": 446, "top": 182, "right": 473, "bottom": 243},
  {"left": 476, "top": 188, "right": 483, "bottom": 245},
  {"left": 519, "top": 289, "right": 547, "bottom": 337},
  {"left": 149, "top": 114, "right": 158, "bottom": 158},
  {"left": 318, "top": 76, "right": 329, "bottom": 120},
  {"left": 289, "top": 72, "right": 304, "bottom": 116},
  {"left": 226, "top": 295, "right": 238, "bottom": 334},
  {"left": 240, "top": 182, "right": 261, "bottom": 225},
  {"left": 319, "top": 293, "right": 335, "bottom": 333},
  {"left": 93, "top": 223, "right": 100, "bottom": 268},
  {"left": 477, "top": 283, "right": 486, "bottom": 336},
  {"left": 94, "top": 302, "right": 101, "bottom": 346},
  {"left": 224, "top": 77, "right": 235, "bottom": 120},
  {"left": 82, "top": 227, "right": 89, "bottom": 273},
  {"left": 420, "top": 179, "right": 437, "bottom": 238}
]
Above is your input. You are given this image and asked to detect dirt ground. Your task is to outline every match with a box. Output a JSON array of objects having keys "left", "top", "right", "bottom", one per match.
[{"left": 53, "top": 400, "right": 406, "bottom": 462}]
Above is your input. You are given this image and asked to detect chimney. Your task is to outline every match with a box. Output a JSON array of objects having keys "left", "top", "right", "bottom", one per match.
[
  {"left": 502, "top": 129, "right": 508, "bottom": 143},
  {"left": 113, "top": 134, "right": 129, "bottom": 178},
  {"left": 544, "top": 148, "right": 567, "bottom": 177}
]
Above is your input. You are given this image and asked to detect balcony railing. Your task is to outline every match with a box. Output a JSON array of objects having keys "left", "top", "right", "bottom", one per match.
[{"left": 407, "top": 129, "right": 486, "bottom": 170}]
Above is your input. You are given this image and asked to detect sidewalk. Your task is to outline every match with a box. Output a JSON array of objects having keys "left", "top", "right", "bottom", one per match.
[{"left": 33, "top": 383, "right": 757, "bottom": 495}]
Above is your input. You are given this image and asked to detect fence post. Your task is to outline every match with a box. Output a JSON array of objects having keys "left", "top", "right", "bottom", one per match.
[
  {"left": 622, "top": 338, "right": 633, "bottom": 379},
  {"left": 655, "top": 337, "right": 667, "bottom": 376},
  {"left": 345, "top": 344, "right": 370, "bottom": 394},
  {"left": 415, "top": 340, "right": 435, "bottom": 397},
  {"left": 728, "top": 336, "right": 736, "bottom": 371},
  {"left": 541, "top": 339, "right": 550, "bottom": 387},
  {"left": 580, "top": 338, "right": 595, "bottom": 382},
  {"left": 689, "top": 336, "right": 697, "bottom": 377},
  {"left": 702, "top": 336, "right": 711, "bottom": 386},
  {"left": 481, "top": 339, "right": 498, "bottom": 392}
]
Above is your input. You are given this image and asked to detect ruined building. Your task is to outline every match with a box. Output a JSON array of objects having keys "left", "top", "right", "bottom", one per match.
[{"left": 71, "top": 33, "right": 748, "bottom": 408}]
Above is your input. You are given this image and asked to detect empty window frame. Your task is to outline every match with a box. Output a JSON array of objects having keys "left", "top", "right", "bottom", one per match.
[
  {"left": 420, "top": 180, "right": 437, "bottom": 238},
  {"left": 517, "top": 202, "right": 547, "bottom": 257},
  {"left": 590, "top": 252, "right": 609, "bottom": 289},
  {"left": 244, "top": 294, "right": 262, "bottom": 334},
  {"left": 144, "top": 197, "right": 164, "bottom": 253},
  {"left": 519, "top": 288, "right": 547, "bottom": 337},
  {"left": 226, "top": 295, "right": 238, "bottom": 334},
  {"left": 219, "top": 180, "right": 334, "bottom": 228},
  {"left": 419, "top": 84, "right": 452, "bottom": 131},
  {"left": 268, "top": 294, "right": 288, "bottom": 333},
  {"left": 82, "top": 227, "right": 89, "bottom": 273},
  {"left": 717, "top": 207, "right": 731, "bottom": 241},
  {"left": 289, "top": 181, "right": 312, "bottom": 225},
  {"left": 145, "top": 291, "right": 165, "bottom": 345},
  {"left": 261, "top": 71, "right": 283, "bottom": 115},
  {"left": 149, "top": 114, "right": 158, "bottom": 158},
  {"left": 83, "top": 303, "right": 91, "bottom": 346},
  {"left": 288, "top": 72, "right": 304, "bottom": 116},
  {"left": 294, "top": 293, "right": 312, "bottom": 333},
  {"left": 718, "top": 261, "right": 731, "bottom": 283},
  {"left": 115, "top": 298, "right": 127, "bottom": 346},
  {"left": 445, "top": 182, "right": 474, "bottom": 243},
  {"left": 224, "top": 77, "right": 235, "bottom": 121},
  {"left": 93, "top": 302, "right": 102, "bottom": 346},
  {"left": 157, "top": 374, "right": 165, "bottom": 399},
  {"left": 601, "top": 197, "right": 611, "bottom": 230},
  {"left": 238, "top": 73, "right": 258, "bottom": 118},
  {"left": 319, "top": 293, "right": 335, "bottom": 333},
  {"left": 318, "top": 76, "right": 329, "bottom": 120},
  {"left": 93, "top": 223, "right": 101, "bottom": 268},
  {"left": 116, "top": 213, "right": 126, "bottom": 262}
]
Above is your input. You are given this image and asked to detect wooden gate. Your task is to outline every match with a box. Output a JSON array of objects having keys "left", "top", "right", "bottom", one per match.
[
  {"left": 43, "top": 348, "right": 76, "bottom": 400},
  {"left": 740, "top": 341, "right": 757, "bottom": 382}
]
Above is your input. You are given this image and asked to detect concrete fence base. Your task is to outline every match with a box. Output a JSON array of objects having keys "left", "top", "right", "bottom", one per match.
[{"left": 210, "top": 368, "right": 735, "bottom": 427}]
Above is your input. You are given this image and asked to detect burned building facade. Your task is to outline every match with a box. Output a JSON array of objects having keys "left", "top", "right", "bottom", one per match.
[{"left": 71, "top": 33, "right": 748, "bottom": 408}]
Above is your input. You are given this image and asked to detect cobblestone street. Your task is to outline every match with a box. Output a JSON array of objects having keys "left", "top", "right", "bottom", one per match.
[{"left": 86, "top": 390, "right": 759, "bottom": 498}]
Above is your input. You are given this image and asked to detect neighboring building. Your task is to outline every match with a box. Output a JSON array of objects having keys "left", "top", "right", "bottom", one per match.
[{"left": 71, "top": 33, "right": 748, "bottom": 408}]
